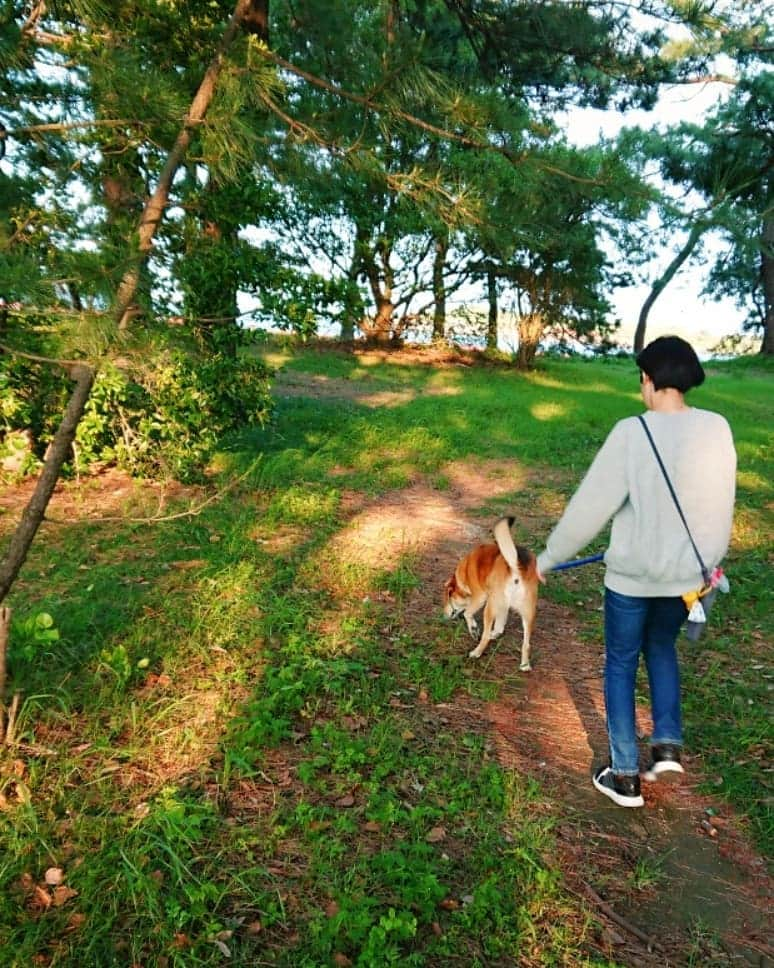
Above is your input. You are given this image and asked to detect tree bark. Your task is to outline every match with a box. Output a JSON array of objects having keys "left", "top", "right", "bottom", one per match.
[
  {"left": 241, "top": 0, "right": 269, "bottom": 41},
  {"left": 760, "top": 215, "right": 774, "bottom": 355},
  {"left": 0, "top": 607, "right": 9, "bottom": 706},
  {"left": 486, "top": 269, "right": 498, "bottom": 350},
  {"left": 517, "top": 312, "right": 543, "bottom": 368},
  {"left": 360, "top": 239, "right": 395, "bottom": 343},
  {"left": 633, "top": 222, "right": 704, "bottom": 354},
  {"left": 0, "top": 364, "right": 95, "bottom": 605},
  {"left": 432, "top": 233, "right": 448, "bottom": 341},
  {"left": 115, "top": 0, "right": 255, "bottom": 329}
]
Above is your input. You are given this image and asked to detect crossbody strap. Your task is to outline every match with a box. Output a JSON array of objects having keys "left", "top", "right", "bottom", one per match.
[{"left": 637, "top": 415, "right": 710, "bottom": 585}]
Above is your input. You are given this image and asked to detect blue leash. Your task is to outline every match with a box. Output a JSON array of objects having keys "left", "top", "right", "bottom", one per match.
[{"left": 551, "top": 552, "right": 604, "bottom": 572}]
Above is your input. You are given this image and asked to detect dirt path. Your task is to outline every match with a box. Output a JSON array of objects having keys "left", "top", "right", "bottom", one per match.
[
  {"left": 282, "top": 367, "right": 772, "bottom": 967},
  {"left": 331, "top": 469, "right": 772, "bottom": 966}
]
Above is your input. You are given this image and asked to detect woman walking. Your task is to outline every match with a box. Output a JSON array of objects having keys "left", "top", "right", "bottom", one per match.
[{"left": 537, "top": 336, "right": 736, "bottom": 807}]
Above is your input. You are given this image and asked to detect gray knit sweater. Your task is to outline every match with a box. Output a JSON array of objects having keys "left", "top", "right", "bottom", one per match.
[{"left": 537, "top": 408, "right": 737, "bottom": 597}]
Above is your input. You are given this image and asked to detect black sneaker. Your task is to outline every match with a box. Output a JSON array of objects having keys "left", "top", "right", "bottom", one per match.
[
  {"left": 592, "top": 765, "right": 644, "bottom": 807},
  {"left": 642, "top": 744, "right": 684, "bottom": 782}
]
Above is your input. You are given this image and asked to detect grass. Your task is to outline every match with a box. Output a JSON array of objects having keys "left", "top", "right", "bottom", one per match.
[{"left": 0, "top": 340, "right": 770, "bottom": 966}]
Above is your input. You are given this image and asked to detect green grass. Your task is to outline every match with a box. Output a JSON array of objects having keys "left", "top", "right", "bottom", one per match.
[{"left": 0, "top": 341, "right": 770, "bottom": 966}]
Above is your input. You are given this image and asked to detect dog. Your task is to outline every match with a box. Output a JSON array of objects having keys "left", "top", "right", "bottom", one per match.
[{"left": 443, "top": 516, "right": 538, "bottom": 670}]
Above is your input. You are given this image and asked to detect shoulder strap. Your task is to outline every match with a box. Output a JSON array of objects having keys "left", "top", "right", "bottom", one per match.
[{"left": 637, "top": 415, "right": 710, "bottom": 585}]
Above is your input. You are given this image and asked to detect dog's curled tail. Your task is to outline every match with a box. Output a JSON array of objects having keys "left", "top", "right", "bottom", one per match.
[{"left": 493, "top": 516, "right": 535, "bottom": 578}]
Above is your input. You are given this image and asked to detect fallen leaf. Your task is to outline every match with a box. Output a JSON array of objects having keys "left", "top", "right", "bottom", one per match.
[
  {"left": 362, "top": 821, "right": 381, "bottom": 833},
  {"left": 334, "top": 794, "right": 355, "bottom": 808},
  {"left": 31, "top": 885, "right": 52, "bottom": 911},
  {"left": 426, "top": 826, "right": 446, "bottom": 843},
  {"left": 44, "top": 868, "right": 64, "bottom": 886},
  {"left": 333, "top": 954, "right": 352, "bottom": 966},
  {"left": 325, "top": 900, "right": 340, "bottom": 918},
  {"left": 440, "top": 898, "right": 459, "bottom": 910},
  {"left": 52, "top": 886, "right": 78, "bottom": 907},
  {"left": 246, "top": 920, "right": 262, "bottom": 935}
]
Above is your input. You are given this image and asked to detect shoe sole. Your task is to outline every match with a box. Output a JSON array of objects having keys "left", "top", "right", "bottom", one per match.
[
  {"left": 592, "top": 774, "right": 644, "bottom": 808},
  {"left": 642, "top": 762, "right": 685, "bottom": 783}
]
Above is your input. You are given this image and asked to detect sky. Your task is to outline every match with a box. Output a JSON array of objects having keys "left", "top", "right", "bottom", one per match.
[{"left": 556, "top": 76, "right": 751, "bottom": 352}]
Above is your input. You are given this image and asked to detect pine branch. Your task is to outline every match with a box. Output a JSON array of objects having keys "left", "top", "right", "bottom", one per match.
[{"left": 114, "top": 0, "right": 254, "bottom": 330}]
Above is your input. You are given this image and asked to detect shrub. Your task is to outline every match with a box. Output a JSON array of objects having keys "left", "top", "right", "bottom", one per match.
[{"left": 0, "top": 326, "right": 273, "bottom": 482}]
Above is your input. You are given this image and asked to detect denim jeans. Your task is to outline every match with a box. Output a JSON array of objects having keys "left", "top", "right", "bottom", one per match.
[{"left": 603, "top": 588, "right": 688, "bottom": 775}]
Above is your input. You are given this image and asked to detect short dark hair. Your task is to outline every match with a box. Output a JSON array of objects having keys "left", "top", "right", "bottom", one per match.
[{"left": 636, "top": 336, "right": 705, "bottom": 393}]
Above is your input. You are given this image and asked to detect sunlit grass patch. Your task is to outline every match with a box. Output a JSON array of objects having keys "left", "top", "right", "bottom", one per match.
[
  {"left": 735, "top": 469, "right": 770, "bottom": 494},
  {"left": 730, "top": 505, "right": 770, "bottom": 552},
  {"left": 264, "top": 485, "right": 340, "bottom": 525},
  {"left": 531, "top": 401, "right": 569, "bottom": 421}
]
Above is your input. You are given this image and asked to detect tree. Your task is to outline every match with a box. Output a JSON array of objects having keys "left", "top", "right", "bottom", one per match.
[
  {"left": 0, "top": 0, "right": 268, "bottom": 627},
  {"left": 622, "top": 1, "right": 773, "bottom": 352},
  {"left": 459, "top": 142, "right": 648, "bottom": 365}
]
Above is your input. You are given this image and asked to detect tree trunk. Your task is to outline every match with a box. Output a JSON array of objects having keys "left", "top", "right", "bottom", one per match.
[
  {"left": 634, "top": 222, "right": 704, "bottom": 354},
  {"left": 0, "top": 605, "right": 9, "bottom": 744},
  {"left": 0, "top": 364, "right": 95, "bottom": 605},
  {"left": 241, "top": 0, "right": 269, "bottom": 40},
  {"left": 359, "top": 239, "right": 395, "bottom": 343},
  {"left": 432, "top": 233, "right": 448, "bottom": 341},
  {"left": 368, "top": 297, "right": 395, "bottom": 343},
  {"left": 487, "top": 270, "right": 498, "bottom": 350},
  {"left": 760, "top": 215, "right": 774, "bottom": 355},
  {"left": 517, "top": 313, "right": 543, "bottom": 369},
  {"left": 115, "top": 0, "right": 255, "bottom": 329},
  {"left": 0, "top": 606, "right": 9, "bottom": 704}
]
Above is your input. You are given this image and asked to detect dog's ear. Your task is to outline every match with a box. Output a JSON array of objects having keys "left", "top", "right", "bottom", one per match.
[{"left": 444, "top": 575, "right": 456, "bottom": 595}]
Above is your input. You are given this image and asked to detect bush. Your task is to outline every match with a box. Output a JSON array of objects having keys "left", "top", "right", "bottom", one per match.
[{"left": 0, "top": 328, "right": 273, "bottom": 482}]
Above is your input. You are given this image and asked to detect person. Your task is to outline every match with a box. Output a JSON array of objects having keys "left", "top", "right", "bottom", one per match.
[{"left": 536, "top": 336, "right": 736, "bottom": 807}]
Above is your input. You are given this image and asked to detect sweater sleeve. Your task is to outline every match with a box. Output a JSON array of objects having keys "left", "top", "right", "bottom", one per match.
[{"left": 537, "top": 420, "right": 630, "bottom": 575}]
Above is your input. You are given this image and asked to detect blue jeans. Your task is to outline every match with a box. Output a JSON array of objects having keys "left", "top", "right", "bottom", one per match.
[{"left": 603, "top": 589, "right": 688, "bottom": 775}]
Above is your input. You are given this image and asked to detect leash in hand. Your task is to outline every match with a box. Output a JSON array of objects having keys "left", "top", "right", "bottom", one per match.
[{"left": 550, "top": 553, "right": 604, "bottom": 572}]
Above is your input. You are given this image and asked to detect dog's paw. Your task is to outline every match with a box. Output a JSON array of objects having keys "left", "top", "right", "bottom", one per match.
[
  {"left": 519, "top": 661, "right": 532, "bottom": 672},
  {"left": 468, "top": 646, "right": 484, "bottom": 659}
]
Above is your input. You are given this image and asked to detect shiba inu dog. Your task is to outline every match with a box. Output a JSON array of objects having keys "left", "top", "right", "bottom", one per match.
[{"left": 443, "top": 517, "right": 539, "bottom": 671}]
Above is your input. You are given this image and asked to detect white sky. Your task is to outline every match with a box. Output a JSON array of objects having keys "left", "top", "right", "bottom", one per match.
[{"left": 556, "top": 77, "right": 750, "bottom": 351}]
